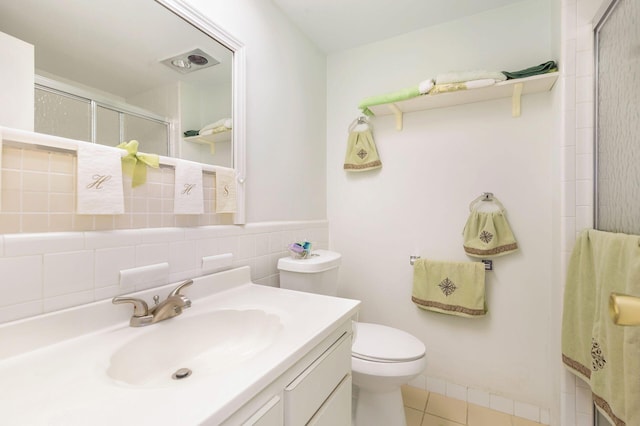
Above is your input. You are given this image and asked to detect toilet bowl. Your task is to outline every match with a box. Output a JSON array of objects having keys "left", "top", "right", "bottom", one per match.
[{"left": 277, "top": 250, "right": 426, "bottom": 426}]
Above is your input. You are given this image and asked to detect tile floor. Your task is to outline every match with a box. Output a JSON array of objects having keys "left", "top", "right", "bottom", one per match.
[{"left": 401, "top": 385, "right": 545, "bottom": 426}]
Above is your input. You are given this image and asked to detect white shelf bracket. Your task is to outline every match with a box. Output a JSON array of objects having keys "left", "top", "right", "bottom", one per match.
[
  {"left": 388, "top": 103, "right": 403, "bottom": 131},
  {"left": 512, "top": 83, "right": 523, "bottom": 117}
]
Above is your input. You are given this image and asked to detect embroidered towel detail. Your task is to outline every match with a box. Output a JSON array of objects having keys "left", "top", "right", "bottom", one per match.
[
  {"left": 411, "top": 259, "right": 486, "bottom": 317},
  {"left": 215, "top": 167, "right": 237, "bottom": 214},
  {"left": 463, "top": 210, "right": 518, "bottom": 257},
  {"left": 76, "top": 143, "right": 125, "bottom": 215},
  {"left": 562, "top": 229, "right": 640, "bottom": 426},
  {"left": 173, "top": 160, "right": 203, "bottom": 214},
  {"left": 344, "top": 129, "right": 382, "bottom": 172}
]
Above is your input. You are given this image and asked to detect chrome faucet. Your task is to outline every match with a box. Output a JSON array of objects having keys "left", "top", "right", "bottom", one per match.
[{"left": 112, "top": 280, "right": 193, "bottom": 327}]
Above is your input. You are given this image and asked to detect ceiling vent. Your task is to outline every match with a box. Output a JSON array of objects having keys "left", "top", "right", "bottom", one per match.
[{"left": 160, "top": 48, "right": 220, "bottom": 74}]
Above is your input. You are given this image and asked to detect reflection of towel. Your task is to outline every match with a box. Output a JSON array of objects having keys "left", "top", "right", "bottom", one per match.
[
  {"left": 343, "top": 130, "right": 382, "bottom": 172},
  {"left": 436, "top": 71, "right": 506, "bottom": 85},
  {"left": 76, "top": 143, "right": 125, "bottom": 215},
  {"left": 463, "top": 210, "right": 518, "bottom": 257},
  {"left": 502, "top": 61, "right": 557, "bottom": 79},
  {"left": 430, "top": 79, "right": 496, "bottom": 95},
  {"left": 173, "top": 160, "right": 203, "bottom": 214},
  {"left": 562, "top": 229, "right": 640, "bottom": 426},
  {"left": 215, "top": 167, "right": 237, "bottom": 214},
  {"left": 412, "top": 259, "right": 486, "bottom": 317},
  {"left": 200, "top": 118, "right": 232, "bottom": 135}
]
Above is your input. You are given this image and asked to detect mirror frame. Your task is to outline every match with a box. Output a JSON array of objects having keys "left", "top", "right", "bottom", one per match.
[{"left": 156, "top": 0, "right": 246, "bottom": 224}]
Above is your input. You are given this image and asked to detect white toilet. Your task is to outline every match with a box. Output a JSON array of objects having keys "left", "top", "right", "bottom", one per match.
[{"left": 277, "top": 250, "right": 426, "bottom": 426}]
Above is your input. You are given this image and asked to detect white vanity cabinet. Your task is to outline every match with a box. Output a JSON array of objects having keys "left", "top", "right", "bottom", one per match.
[{"left": 221, "top": 321, "right": 353, "bottom": 426}]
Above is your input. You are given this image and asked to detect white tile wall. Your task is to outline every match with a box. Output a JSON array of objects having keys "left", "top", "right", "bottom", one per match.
[
  {"left": 0, "top": 220, "right": 329, "bottom": 324},
  {"left": 561, "top": 0, "right": 606, "bottom": 424}
]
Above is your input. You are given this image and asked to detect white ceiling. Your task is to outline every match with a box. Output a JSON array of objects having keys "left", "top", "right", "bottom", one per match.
[{"left": 272, "top": 0, "right": 528, "bottom": 52}]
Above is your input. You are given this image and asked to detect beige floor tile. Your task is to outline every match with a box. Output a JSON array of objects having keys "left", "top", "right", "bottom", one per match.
[
  {"left": 425, "top": 393, "right": 467, "bottom": 425},
  {"left": 467, "top": 403, "right": 512, "bottom": 426},
  {"left": 402, "top": 385, "right": 430, "bottom": 411},
  {"left": 405, "top": 406, "right": 424, "bottom": 426},
  {"left": 512, "top": 416, "right": 544, "bottom": 426},
  {"left": 421, "top": 413, "right": 465, "bottom": 426}
]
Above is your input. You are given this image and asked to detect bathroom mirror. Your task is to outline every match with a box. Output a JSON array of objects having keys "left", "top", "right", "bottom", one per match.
[{"left": 0, "top": 0, "right": 244, "bottom": 171}]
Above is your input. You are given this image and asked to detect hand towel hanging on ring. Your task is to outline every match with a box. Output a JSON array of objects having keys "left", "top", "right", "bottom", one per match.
[
  {"left": 343, "top": 117, "right": 382, "bottom": 172},
  {"left": 462, "top": 194, "right": 518, "bottom": 257}
]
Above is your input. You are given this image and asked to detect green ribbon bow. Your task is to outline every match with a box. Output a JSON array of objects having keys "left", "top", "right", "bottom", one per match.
[{"left": 116, "top": 140, "right": 160, "bottom": 188}]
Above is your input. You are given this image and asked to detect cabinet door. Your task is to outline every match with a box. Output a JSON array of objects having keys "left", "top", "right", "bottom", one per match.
[
  {"left": 307, "top": 374, "right": 352, "bottom": 426},
  {"left": 284, "top": 333, "right": 351, "bottom": 425},
  {"left": 241, "top": 395, "right": 283, "bottom": 426}
]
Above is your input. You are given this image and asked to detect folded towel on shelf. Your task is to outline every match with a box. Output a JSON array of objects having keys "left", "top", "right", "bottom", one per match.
[
  {"left": 412, "top": 259, "right": 486, "bottom": 317},
  {"left": 418, "top": 79, "right": 434, "bottom": 94},
  {"left": 76, "top": 143, "right": 125, "bottom": 215},
  {"left": 502, "top": 61, "right": 557, "bottom": 79},
  {"left": 562, "top": 229, "right": 640, "bottom": 426},
  {"left": 173, "top": 160, "right": 204, "bottom": 214},
  {"left": 215, "top": 167, "right": 237, "bottom": 214},
  {"left": 435, "top": 70, "right": 506, "bottom": 85},
  {"left": 200, "top": 118, "right": 232, "bottom": 135},
  {"left": 343, "top": 129, "right": 382, "bottom": 172},
  {"left": 358, "top": 85, "right": 421, "bottom": 116},
  {"left": 430, "top": 79, "right": 496, "bottom": 95}
]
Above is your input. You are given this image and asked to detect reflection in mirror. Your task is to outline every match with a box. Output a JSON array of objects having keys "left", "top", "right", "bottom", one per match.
[{"left": 0, "top": 0, "right": 233, "bottom": 167}]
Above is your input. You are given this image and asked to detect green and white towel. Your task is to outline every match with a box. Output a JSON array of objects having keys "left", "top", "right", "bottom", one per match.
[
  {"left": 562, "top": 229, "right": 640, "bottom": 426},
  {"left": 412, "top": 259, "right": 486, "bottom": 317}
]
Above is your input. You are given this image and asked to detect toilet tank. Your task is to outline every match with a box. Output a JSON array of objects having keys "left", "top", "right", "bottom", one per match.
[{"left": 277, "top": 250, "right": 341, "bottom": 296}]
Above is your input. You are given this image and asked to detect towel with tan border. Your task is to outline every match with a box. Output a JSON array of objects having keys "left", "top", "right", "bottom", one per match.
[{"left": 412, "top": 259, "right": 486, "bottom": 317}]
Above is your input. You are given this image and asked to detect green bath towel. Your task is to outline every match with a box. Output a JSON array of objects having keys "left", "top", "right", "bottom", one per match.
[
  {"left": 562, "top": 229, "right": 640, "bottom": 425},
  {"left": 358, "top": 85, "right": 421, "bottom": 116},
  {"left": 412, "top": 259, "right": 486, "bottom": 317},
  {"left": 502, "top": 60, "right": 558, "bottom": 79}
]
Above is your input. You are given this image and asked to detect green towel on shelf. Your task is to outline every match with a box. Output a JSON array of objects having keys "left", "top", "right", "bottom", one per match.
[
  {"left": 412, "top": 259, "right": 486, "bottom": 317},
  {"left": 502, "top": 60, "right": 557, "bottom": 79},
  {"left": 562, "top": 229, "right": 640, "bottom": 426},
  {"left": 358, "top": 85, "right": 421, "bottom": 116}
]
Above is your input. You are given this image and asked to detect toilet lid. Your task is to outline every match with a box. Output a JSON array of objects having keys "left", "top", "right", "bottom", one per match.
[{"left": 352, "top": 322, "right": 425, "bottom": 362}]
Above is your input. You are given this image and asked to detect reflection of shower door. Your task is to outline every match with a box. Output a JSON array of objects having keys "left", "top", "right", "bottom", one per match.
[{"left": 594, "top": 1, "right": 640, "bottom": 425}]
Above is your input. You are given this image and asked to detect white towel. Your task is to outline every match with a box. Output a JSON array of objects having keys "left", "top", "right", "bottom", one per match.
[
  {"left": 435, "top": 70, "right": 506, "bottom": 85},
  {"left": 76, "top": 143, "right": 125, "bottom": 215},
  {"left": 173, "top": 160, "right": 204, "bottom": 214},
  {"left": 418, "top": 79, "right": 434, "bottom": 94},
  {"left": 200, "top": 118, "right": 232, "bottom": 134},
  {"left": 215, "top": 167, "right": 237, "bottom": 214}
]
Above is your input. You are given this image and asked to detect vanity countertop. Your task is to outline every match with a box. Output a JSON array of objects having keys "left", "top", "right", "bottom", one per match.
[{"left": 0, "top": 266, "right": 360, "bottom": 425}]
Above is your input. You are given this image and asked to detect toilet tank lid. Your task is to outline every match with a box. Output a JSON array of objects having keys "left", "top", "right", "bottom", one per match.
[
  {"left": 352, "top": 322, "right": 425, "bottom": 362},
  {"left": 277, "top": 249, "right": 341, "bottom": 273}
]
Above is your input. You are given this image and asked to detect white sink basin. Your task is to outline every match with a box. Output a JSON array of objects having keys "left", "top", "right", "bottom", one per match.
[{"left": 107, "top": 309, "right": 282, "bottom": 387}]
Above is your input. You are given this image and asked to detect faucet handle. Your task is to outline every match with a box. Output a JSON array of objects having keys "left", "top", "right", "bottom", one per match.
[
  {"left": 169, "top": 279, "right": 193, "bottom": 297},
  {"left": 112, "top": 296, "right": 149, "bottom": 317}
]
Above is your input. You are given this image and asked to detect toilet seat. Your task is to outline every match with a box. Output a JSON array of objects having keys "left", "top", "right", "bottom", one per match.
[{"left": 352, "top": 322, "right": 425, "bottom": 363}]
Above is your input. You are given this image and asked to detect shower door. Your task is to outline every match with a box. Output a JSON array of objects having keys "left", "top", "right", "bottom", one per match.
[
  {"left": 595, "top": 0, "right": 640, "bottom": 234},
  {"left": 594, "top": 0, "right": 640, "bottom": 425}
]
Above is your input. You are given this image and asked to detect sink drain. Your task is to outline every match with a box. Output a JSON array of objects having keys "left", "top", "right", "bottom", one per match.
[{"left": 172, "top": 368, "right": 192, "bottom": 380}]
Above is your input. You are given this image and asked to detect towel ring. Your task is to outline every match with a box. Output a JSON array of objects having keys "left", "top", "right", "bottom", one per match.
[
  {"left": 348, "top": 116, "right": 371, "bottom": 132},
  {"left": 469, "top": 193, "right": 505, "bottom": 212}
]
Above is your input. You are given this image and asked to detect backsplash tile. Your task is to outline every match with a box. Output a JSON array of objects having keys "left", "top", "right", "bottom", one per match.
[{"left": 0, "top": 220, "right": 328, "bottom": 324}]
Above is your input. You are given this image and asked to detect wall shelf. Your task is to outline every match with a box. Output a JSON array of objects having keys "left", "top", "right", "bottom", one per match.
[
  {"left": 184, "top": 130, "right": 231, "bottom": 154},
  {"left": 367, "top": 72, "right": 559, "bottom": 130}
]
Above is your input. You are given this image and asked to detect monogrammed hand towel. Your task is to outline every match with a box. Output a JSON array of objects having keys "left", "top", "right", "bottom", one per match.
[
  {"left": 76, "top": 143, "right": 125, "bottom": 214},
  {"left": 174, "top": 160, "right": 204, "bottom": 214}
]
